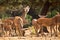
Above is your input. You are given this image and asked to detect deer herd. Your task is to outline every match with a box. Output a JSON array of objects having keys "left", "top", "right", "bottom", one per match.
[{"left": 0, "top": 6, "right": 60, "bottom": 37}]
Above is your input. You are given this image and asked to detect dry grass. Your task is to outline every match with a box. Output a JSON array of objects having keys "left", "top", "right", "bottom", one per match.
[{"left": 0, "top": 36, "right": 60, "bottom": 40}]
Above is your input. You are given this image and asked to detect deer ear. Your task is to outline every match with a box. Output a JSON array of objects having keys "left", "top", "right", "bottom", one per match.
[
  {"left": 38, "top": 15, "right": 43, "bottom": 17},
  {"left": 38, "top": 15, "right": 41, "bottom": 17},
  {"left": 56, "top": 12, "right": 60, "bottom": 15},
  {"left": 38, "top": 15, "right": 47, "bottom": 18}
]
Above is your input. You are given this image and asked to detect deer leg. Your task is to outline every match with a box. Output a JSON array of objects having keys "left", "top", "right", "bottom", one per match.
[
  {"left": 18, "top": 23, "right": 24, "bottom": 36},
  {"left": 16, "top": 27, "right": 21, "bottom": 36},
  {"left": 36, "top": 28, "right": 39, "bottom": 37},
  {"left": 14, "top": 26, "right": 16, "bottom": 36},
  {"left": 53, "top": 27, "right": 55, "bottom": 33},
  {"left": 34, "top": 25, "right": 39, "bottom": 37},
  {"left": 14, "top": 28, "right": 18, "bottom": 36},
  {"left": 14, "top": 26, "right": 18, "bottom": 36},
  {"left": 3, "top": 27, "right": 5, "bottom": 37},
  {"left": 3, "top": 27, "right": 7, "bottom": 37},
  {"left": 19, "top": 29, "right": 23, "bottom": 36},
  {"left": 9, "top": 27, "right": 12, "bottom": 37},
  {"left": 52, "top": 26, "right": 56, "bottom": 36},
  {"left": 1, "top": 24, "right": 4, "bottom": 37},
  {"left": 58, "top": 24, "right": 60, "bottom": 32},
  {"left": 18, "top": 25, "right": 24, "bottom": 36},
  {"left": 18, "top": 27, "right": 21, "bottom": 36},
  {"left": 41, "top": 25, "right": 44, "bottom": 37},
  {"left": 5, "top": 30, "right": 7, "bottom": 37},
  {"left": 55, "top": 24, "right": 58, "bottom": 37},
  {"left": 50, "top": 26, "right": 52, "bottom": 37}
]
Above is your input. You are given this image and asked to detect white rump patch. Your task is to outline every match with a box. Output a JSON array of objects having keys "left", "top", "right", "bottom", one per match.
[{"left": 33, "top": 19, "right": 37, "bottom": 21}]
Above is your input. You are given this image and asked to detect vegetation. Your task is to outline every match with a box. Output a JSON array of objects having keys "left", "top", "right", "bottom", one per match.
[{"left": 0, "top": 0, "right": 60, "bottom": 27}]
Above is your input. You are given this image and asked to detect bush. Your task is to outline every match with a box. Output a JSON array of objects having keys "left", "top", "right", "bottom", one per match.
[
  {"left": 23, "top": 14, "right": 32, "bottom": 28},
  {"left": 26, "top": 14, "right": 32, "bottom": 23},
  {"left": 0, "top": 12, "right": 11, "bottom": 19},
  {"left": 47, "top": 10, "right": 57, "bottom": 18}
]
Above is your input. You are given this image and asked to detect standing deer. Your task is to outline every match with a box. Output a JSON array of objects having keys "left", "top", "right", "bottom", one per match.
[
  {"left": 13, "top": 16, "right": 23, "bottom": 36},
  {"left": 52, "top": 13, "right": 60, "bottom": 36},
  {"left": 37, "top": 17, "right": 56, "bottom": 36},
  {"left": 21, "top": 6, "right": 30, "bottom": 25},
  {"left": 32, "top": 19, "right": 40, "bottom": 36},
  {"left": 32, "top": 16, "right": 56, "bottom": 36},
  {"left": 1, "top": 5, "right": 30, "bottom": 36},
  {"left": 2, "top": 18, "right": 13, "bottom": 36}
]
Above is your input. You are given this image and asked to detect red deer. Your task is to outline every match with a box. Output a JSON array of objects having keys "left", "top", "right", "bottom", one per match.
[
  {"left": 1, "top": 6, "right": 30, "bottom": 36},
  {"left": 13, "top": 6, "right": 30, "bottom": 36},
  {"left": 21, "top": 6, "right": 30, "bottom": 25},
  {"left": 52, "top": 14, "right": 60, "bottom": 36},
  {"left": 1, "top": 16, "right": 23, "bottom": 36},
  {"left": 2, "top": 18, "right": 13, "bottom": 36},
  {"left": 32, "top": 17, "right": 56, "bottom": 36},
  {"left": 13, "top": 16, "right": 24, "bottom": 36},
  {"left": 32, "top": 19, "right": 40, "bottom": 36}
]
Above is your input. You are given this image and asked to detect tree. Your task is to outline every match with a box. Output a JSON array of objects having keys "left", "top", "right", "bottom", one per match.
[{"left": 0, "top": 0, "right": 60, "bottom": 18}]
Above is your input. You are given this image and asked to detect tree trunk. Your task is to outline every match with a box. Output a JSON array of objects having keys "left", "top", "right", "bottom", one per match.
[{"left": 40, "top": 0, "right": 51, "bottom": 16}]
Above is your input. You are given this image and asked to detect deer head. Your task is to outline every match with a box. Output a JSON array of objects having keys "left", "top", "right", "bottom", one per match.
[
  {"left": 23, "top": 6, "right": 30, "bottom": 14},
  {"left": 21, "top": 6, "right": 30, "bottom": 18}
]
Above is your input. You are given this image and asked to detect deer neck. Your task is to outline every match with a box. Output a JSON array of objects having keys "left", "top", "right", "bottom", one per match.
[
  {"left": 21, "top": 6, "right": 30, "bottom": 19},
  {"left": 21, "top": 11, "right": 27, "bottom": 19}
]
